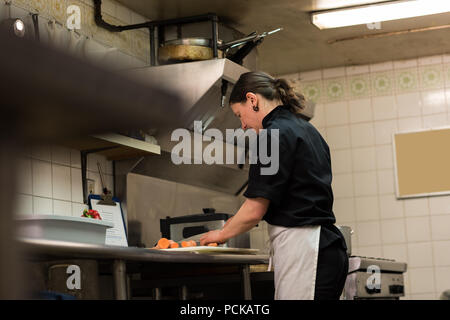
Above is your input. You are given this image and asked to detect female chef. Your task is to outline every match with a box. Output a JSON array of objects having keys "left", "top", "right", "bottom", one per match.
[{"left": 200, "top": 71, "right": 349, "bottom": 300}]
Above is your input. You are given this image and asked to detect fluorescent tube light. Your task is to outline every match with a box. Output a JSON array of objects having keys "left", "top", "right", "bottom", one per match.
[{"left": 312, "top": 0, "right": 450, "bottom": 29}]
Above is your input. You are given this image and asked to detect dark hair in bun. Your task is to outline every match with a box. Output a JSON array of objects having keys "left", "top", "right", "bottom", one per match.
[{"left": 229, "top": 71, "right": 305, "bottom": 115}]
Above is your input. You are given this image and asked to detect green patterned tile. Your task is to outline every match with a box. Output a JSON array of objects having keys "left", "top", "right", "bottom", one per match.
[
  {"left": 324, "top": 77, "right": 346, "bottom": 102},
  {"left": 300, "top": 80, "right": 323, "bottom": 103},
  {"left": 370, "top": 71, "right": 394, "bottom": 96},
  {"left": 395, "top": 68, "right": 419, "bottom": 93},
  {"left": 347, "top": 75, "right": 371, "bottom": 99},
  {"left": 419, "top": 65, "right": 444, "bottom": 89}
]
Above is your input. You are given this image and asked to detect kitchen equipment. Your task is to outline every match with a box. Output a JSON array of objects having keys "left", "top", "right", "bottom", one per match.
[
  {"left": 343, "top": 256, "right": 407, "bottom": 300},
  {"left": 96, "top": 161, "right": 116, "bottom": 206},
  {"left": 158, "top": 28, "right": 282, "bottom": 65},
  {"left": 337, "top": 225, "right": 353, "bottom": 256},
  {"left": 160, "top": 208, "right": 250, "bottom": 248},
  {"left": 16, "top": 215, "right": 114, "bottom": 245}
]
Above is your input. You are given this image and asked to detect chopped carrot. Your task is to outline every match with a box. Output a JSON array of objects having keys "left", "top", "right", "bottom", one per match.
[
  {"left": 181, "top": 240, "right": 190, "bottom": 247},
  {"left": 207, "top": 242, "right": 218, "bottom": 247},
  {"left": 169, "top": 241, "right": 179, "bottom": 248},
  {"left": 157, "top": 237, "right": 170, "bottom": 249},
  {"left": 189, "top": 240, "right": 197, "bottom": 247}
]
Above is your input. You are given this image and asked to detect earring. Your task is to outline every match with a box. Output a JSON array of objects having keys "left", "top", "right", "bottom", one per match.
[{"left": 253, "top": 105, "right": 259, "bottom": 112}]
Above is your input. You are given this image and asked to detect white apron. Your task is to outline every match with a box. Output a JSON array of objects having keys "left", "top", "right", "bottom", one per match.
[{"left": 267, "top": 224, "right": 321, "bottom": 300}]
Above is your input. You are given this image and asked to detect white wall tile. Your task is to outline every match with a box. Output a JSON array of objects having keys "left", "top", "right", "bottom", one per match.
[
  {"left": 14, "top": 194, "right": 33, "bottom": 217},
  {"left": 70, "top": 149, "right": 81, "bottom": 168},
  {"left": 115, "top": 3, "right": 132, "bottom": 24},
  {"left": 355, "top": 196, "right": 379, "bottom": 221},
  {"left": 407, "top": 242, "right": 433, "bottom": 267},
  {"left": 397, "top": 92, "right": 422, "bottom": 118},
  {"left": 431, "top": 216, "right": 450, "bottom": 241},
  {"left": 324, "top": 101, "right": 349, "bottom": 126},
  {"left": 408, "top": 268, "right": 436, "bottom": 294},
  {"left": 381, "top": 219, "right": 406, "bottom": 244},
  {"left": 299, "top": 70, "right": 322, "bottom": 81},
  {"left": 310, "top": 103, "right": 325, "bottom": 128},
  {"left": 376, "top": 145, "right": 394, "bottom": 169},
  {"left": 379, "top": 194, "right": 404, "bottom": 219},
  {"left": 32, "top": 160, "right": 52, "bottom": 198},
  {"left": 418, "top": 55, "right": 442, "bottom": 66},
  {"left": 356, "top": 221, "right": 381, "bottom": 246},
  {"left": 423, "top": 114, "right": 447, "bottom": 129},
  {"left": 357, "top": 245, "right": 382, "bottom": 258},
  {"left": 372, "top": 96, "right": 397, "bottom": 120},
  {"left": 353, "top": 171, "right": 378, "bottom": 196},
  {"left": 323, "top": 67, "right": 345, "bottom": 79},
  {"left": 53, "top": 200, "right": 72, "bottom": 217},
  {"left": 33, "top": 196, "right": 52, "bottom": 215},
  {"left": 352, "top": 147, "right": 376, "bottom": 172},
  {"left": 421, "top": 90, "right": 447, "bottom": 115},
  {"left": 404, "top": 198, "right": 429, "bottom": 217},
  {"left": 374, "top": 120, "right": 398, "bottom": 145},
  {"left": 406, "top": 217, "right": 431, "bottom": 242},
  {"left": 31, "top": 145, "right": 52, "bottom": 162},
  {"left": 101, "top": 0, "right": 116, "bottom": 16},
  {"left": 16, "top": 157, "right": 32, "bottom": 194},
  {"left": 52, "top": 164, "right": 71, "bottom": 201},
  {"left": 429, "top": 196, "right": 450, "bottom": 215},
  {"left": 326, "top": 126, "right": 351, "bottom": 150},
  {"left": 434, "top": 267, "right": 450, "bottom": 296},
  {"left": 333, "top": 198, "right": 355, "bottom": 223},
  {"left": 398, "top": 117, "right": 423, "bottom": 132},
  {"left": 348, "top": 98, "right": 372, "bottom": 123},
  {"left": 332, "top": 173, "right": 354, "bottom": 198},
  {"left": 377, "top": 169, "right": 395, "bottom": 195},
  {"left": 331, "top": 149, "right": 352, "bottom": 173},
  {"left": 383, "top": 243, "right": 408, "bottom": 262},
  {"left": 51, "top": 146, "right": 71, "bottom": 166},
  {"left": 71, "top": 168, "right": 83, "bottom": 203},
  {"left": 346, "top": 65, "right": 369, "bottom": 76},
  {"left": 369, "top": 61, "right": 393, "bottom": 73},
  {"left": 394, "top": 59, "right": 418, "bottom": 69},
  {"left": 350, "top": 123, "right": 375, "bottom": 147},
  {"left": 432, "top": 241, "right": 450, "bottom": 266}
]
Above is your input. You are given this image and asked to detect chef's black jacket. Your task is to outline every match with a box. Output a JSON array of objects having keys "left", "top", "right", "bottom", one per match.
[{"left": 244, "top": 106, "right": 347, "bottom": 251}]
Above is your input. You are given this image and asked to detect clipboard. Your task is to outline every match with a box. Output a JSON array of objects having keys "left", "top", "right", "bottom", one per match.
[{"left": 88, "top": 194, "right": 128, "bottom": 247}]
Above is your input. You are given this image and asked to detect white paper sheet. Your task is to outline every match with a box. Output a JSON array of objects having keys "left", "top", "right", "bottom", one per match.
[{"left": 90, "top": 197, "right": 128, "bottom": 247}]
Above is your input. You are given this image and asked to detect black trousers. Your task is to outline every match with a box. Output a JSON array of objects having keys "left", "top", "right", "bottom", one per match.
[{"left": 314, "top": 241, "right": 349, "bottom": 300}]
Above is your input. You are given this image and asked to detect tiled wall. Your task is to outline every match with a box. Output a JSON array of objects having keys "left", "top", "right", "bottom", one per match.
[
  {"left": 9, "top": 1, "right": 150, "bottom": 216},
  {"left": 274, "top": 54, "right": 450, "bottom": 300},
  {"left": 15, "top": 145, "right": 114, "bottom": 218}
]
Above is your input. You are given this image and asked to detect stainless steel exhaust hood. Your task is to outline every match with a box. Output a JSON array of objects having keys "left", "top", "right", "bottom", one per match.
[{"left": 126, "top": 58, "right": 249, "bottom": 141}]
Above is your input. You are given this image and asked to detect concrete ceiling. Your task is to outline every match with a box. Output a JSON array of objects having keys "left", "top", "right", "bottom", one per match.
[{"left": 116, "top": 0, "right": 450, "bottom": 75}]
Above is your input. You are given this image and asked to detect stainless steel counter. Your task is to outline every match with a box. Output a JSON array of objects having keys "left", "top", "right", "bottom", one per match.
[{"left": 18, "top": 238, "right": 269, "bottom": 300}]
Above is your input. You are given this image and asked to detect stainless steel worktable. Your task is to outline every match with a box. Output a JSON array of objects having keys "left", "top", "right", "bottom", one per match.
[{"left": 18, "top": 238, "right": 269, "bottom": 300}]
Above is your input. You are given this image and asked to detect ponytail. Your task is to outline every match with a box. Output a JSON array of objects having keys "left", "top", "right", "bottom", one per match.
[
  {"left": 229, "top": 72, "right": 305, "bottom": 115},
  {"left": 274, "top": 78, "right": 306, "bottom": 115}
]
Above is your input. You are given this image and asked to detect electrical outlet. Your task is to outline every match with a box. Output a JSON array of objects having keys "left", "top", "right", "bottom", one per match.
[{"left": 87, "top": 179, "right": 95, "bottom": 195}]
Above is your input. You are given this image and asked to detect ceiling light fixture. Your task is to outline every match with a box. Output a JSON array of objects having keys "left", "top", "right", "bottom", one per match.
[{"left": 311, "top": 0, "right": 450, "bottom": 29}]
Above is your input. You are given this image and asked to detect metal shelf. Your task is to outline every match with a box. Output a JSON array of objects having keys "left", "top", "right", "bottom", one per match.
[{"left": 63, "top": 133, "right": 161, "bottom": 161}]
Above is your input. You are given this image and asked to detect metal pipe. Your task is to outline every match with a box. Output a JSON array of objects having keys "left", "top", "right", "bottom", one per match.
[
  {"left": 212, "top": 15, "right": 219, "bottom": 58},
  {"left": 113, "top": 259, "right": 127, "bottom": 300},
  {"left": 150, "top": 26, "right": 156, "bottom": 66}
]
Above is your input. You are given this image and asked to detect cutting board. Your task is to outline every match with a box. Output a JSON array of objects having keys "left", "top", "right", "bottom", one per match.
[{"left": 160, "top": 246, "right": 259, "bottom": 255}]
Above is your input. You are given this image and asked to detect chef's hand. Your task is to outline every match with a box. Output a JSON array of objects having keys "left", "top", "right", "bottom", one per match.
[{"left": 199, "top": 230, "right": 226, "bottom": 246}]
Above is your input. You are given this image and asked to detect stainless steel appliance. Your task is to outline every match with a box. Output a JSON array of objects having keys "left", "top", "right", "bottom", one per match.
[
  {"left": 343, "top": 256, "right": 407, "bottom": 300},
  {"left": 160, "top": 208, "right": 250, "bottom": 248}
]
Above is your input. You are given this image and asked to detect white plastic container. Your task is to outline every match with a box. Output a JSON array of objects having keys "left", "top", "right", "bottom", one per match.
[{"left": 16, "top": 215, "right": 114, "bottom": 245}]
